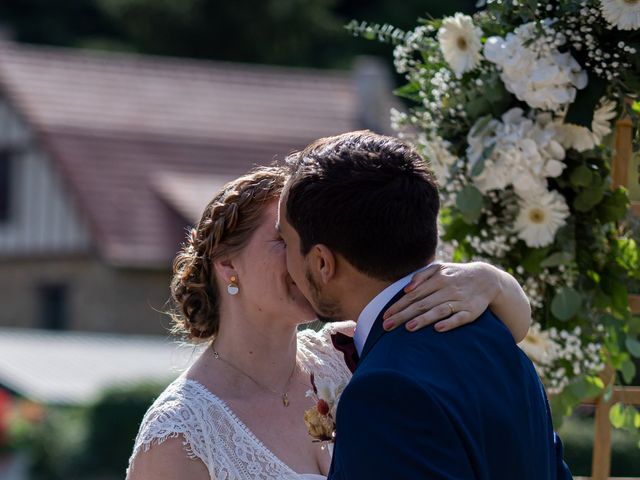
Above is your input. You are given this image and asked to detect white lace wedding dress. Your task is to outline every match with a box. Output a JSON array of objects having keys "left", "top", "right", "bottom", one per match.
[{"left": 127, "top": 323, "right": 353, "bottom": 480}]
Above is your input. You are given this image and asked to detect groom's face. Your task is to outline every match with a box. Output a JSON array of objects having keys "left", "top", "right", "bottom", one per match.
[{"left": 277, "top": 196, "right": 342, "bottom": 323}]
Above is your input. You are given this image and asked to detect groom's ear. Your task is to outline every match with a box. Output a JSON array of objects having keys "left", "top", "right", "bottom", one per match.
[{"left": 310, "top": 244, "right": 336, "bottom": 285}]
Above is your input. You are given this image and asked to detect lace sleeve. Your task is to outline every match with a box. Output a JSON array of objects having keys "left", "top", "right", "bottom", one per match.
[
  {"left": 126, "top": 380, "right": 216, "bottom": 477},
  {"left": 297, "top": 322, "right": 355, "bottom": 387}
]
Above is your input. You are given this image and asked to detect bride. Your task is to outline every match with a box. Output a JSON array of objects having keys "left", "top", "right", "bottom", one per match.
[{"left": 126, "top": 165, "right": 532, "bottom": 479}]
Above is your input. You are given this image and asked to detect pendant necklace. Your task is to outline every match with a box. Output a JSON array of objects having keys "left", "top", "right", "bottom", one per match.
[{"left": 211, "top": 345, "right": 297, "bottom": 407}]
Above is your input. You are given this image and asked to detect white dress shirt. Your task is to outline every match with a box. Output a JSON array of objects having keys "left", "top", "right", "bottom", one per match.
[{"left": 353, "top": 263, "right": 434, "bottom": 355}]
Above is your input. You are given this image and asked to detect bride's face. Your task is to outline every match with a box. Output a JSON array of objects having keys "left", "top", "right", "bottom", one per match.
[{"left": 230, "top": 200, "right": 316, "bottom": 324}]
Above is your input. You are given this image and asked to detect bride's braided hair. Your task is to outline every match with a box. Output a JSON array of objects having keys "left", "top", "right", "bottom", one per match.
[{"left": 170, "top": 165, "right": 287, "bottom": 340}]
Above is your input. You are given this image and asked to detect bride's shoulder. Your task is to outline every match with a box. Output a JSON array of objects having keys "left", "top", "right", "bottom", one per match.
[
  {"left": 135, "top": 377, "right": 206, "bottom": 427},
  {"left": 297, "top": 321, "right": 356, "bottom": 346},
  {"left": 127, "top": 376, "right": 222, "bottom": 475},
  {"left": 297, "top": 321, "right": 355, "bottom": 381}
]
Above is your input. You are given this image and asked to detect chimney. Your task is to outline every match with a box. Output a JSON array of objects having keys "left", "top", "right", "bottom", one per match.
[{"left": 352, "top": 56, "right": 394, "bottom": 135}]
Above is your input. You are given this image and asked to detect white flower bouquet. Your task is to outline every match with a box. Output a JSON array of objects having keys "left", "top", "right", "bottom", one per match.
[{"left": 348, "top": 0, "right": 640, "bottom": 429}]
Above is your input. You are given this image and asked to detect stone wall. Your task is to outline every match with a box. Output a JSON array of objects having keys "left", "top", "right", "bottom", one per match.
[{"left": 0, "top": 257, "right": 172, "bottom": 335}]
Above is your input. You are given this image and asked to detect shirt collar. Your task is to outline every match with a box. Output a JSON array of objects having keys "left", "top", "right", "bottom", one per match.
[{"left": 353, "top": 263, "right": 433, "bottom": 355}]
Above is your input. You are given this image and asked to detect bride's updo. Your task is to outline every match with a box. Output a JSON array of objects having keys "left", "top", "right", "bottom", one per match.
[{"left": 170, "top": 165, "right": 287, "bottom": 340}]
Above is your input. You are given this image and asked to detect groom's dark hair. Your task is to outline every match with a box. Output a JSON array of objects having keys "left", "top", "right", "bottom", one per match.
[{"left": 284, "top": 130, "right": 439, "bottom": 282}]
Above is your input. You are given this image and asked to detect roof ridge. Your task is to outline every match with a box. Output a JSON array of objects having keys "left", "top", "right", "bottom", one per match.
[{"left": 0, "top": 39, "right": 352, "bottom": 79}]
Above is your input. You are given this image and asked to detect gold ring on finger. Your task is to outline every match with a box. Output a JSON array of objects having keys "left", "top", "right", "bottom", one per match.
[{"left": 447, "top": 303, "right": 454, "bottom": 316}]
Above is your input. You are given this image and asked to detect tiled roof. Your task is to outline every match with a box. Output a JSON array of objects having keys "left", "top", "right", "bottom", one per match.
[
  {"left": 151, "top": 172, "right": 238, "bottom": 223},
  {"left": 0, "top": 41, "right": 378, "bottom": 266},
  {"left": 0, "top": 327, "right": 203, "bottom": 405}
]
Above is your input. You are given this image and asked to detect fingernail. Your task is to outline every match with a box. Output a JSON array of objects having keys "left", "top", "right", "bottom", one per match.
[
  {"left": 383, "top": 320, "right": 394, "bottom": 331},
  {"left": 383, "top": 311, "right": 390, "bottom": 320},
  {"left": 404, "top": 283, "right": 414, "bottom": 292},
  {"left": 406, "top": 321, "right": 417, "bottom": 331},
  {"left": 435, "top": 323, "right": 445, "bottom": 332}
]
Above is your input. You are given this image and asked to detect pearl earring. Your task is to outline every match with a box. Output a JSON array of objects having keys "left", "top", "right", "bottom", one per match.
[{"left": 227, "top": 275, "right": 239, "bottom": 295}]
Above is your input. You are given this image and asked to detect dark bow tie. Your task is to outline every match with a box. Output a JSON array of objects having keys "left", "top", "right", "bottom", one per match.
[{"left": 331, "top": 331, "right": 359, "bottom": 374}]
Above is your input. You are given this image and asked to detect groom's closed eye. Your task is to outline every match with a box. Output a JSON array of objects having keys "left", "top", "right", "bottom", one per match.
[{"left": 275, "top": 234, "right": 287, "bottom": 247}]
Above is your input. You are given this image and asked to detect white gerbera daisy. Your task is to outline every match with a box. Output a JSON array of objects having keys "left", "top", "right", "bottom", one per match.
[
  {"left": 591, "top": 100, "right": 617, "bottom": 140},
  {"left": 437, "top": 13, "right": 483, "bottom": 78},
  {"left": 600, "top": 0, "right": 640, "bottom": 30},
  {"left": 514, "top": 189, "right": 570, "bottom": 248},
  {"left": 518, "top": 323, "right": 553, "bottom": 368},
  {"left": 556, "top": 100, "right": 617, "bottom": 152}
]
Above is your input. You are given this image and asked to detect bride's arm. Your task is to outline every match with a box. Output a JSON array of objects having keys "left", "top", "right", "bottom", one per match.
[
  {"left": 383, "top": 262, "right": 531, "bottom": 342},
  {"left": 127, "top": 436, "right": 209, "bottom": 480}
]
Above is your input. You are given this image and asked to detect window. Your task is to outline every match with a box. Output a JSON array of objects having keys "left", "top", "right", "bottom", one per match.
[
  {"left": 39, "top": 284, "right": 69, "bottom": 330},
  {"left": 0, "top": 150, "right": 10, "bottom": 223}
]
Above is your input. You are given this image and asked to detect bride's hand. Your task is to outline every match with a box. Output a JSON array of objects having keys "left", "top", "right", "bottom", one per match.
[{"left": 382, "top": 262, "right": 531, "bottom": 342}]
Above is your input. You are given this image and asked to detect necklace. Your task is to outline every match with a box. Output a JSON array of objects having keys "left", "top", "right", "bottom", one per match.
[{"left": 211, "top": 345, "right": 297, "bottom": 407}]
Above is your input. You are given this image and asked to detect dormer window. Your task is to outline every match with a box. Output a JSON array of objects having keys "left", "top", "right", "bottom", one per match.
[{"left": 0, "top": 150, "right": 11, "bottom": 223}]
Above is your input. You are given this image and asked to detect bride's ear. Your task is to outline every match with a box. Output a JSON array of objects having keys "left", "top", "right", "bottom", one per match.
[
  {"left": 214, "top": 258, "right": 237, "bottom": 285},
  {"left": 311, "top": 244, "right": 336, "bottom": 285}
]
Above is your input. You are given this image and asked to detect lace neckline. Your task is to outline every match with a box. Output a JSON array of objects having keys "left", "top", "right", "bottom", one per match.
[{"left": 176, "top": 375, "right": 326, "bottom": 478}]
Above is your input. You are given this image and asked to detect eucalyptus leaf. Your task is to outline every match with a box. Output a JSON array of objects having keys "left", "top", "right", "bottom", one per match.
[
  {"left": 569, "top": 165, "right": 593, "bottom": 188},
  {"left": 461, "top": 209, "right": 483, "bottom": 224},
  {"left": 624, "top": 406, "right": 638, "bottom": 431},
  {"left": 610, "top": 281, "right": 629, "bottom": 314},
  {"left": 549, "top": 396, "right": 565, "bottom": 428},
  {"left": 469, "top": 115, "right": 493, "bottom": 137},
  {"left": 465, "top": 97, "right": 492, "bottom": 120},
  {"left": 610, "top": 403, "right": 625, "bottom": 428},
  {"left": 597, "top": 188, "right": 631, "bottom": 223},
  {"left": 625, "top": 337, "right": 640, "bottom": 358},
  {"left": 521, "top": 247, "right": 550, "bottom": 274},
  {"left": 485, "top": 79, "right": 510, "bottom": 103},
  {"left": 551, "top": 287, "right": 582, "bottom": 321},
  {"left": 574, "top": 187, "right": 605, "bottom": 212},
  {"left": 456, "top": 185, "right": 483, "bottom": 218},
  {"left": 568, "top": 376, "right": 603, "bottom": 400},
  {"left": 540, "top": 252, "right": 574, "bottom": 268},
  {"left": 582, "top": 376, "right": 605, "bottom": 400},
  {"left": 621, "top": 359, "right": 636, "bottom": 384},
  {"left": 393, "top": 83, "right": 422, "bottom": 102},
  {"left": 471, "top": 144, "right": 496, "bottom": 177},
  {"left": 604, "top": 384, "right": 614, "bottom": 402}
]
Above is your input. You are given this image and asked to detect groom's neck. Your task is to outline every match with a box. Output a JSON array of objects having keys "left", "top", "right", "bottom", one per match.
[{"left": 340, "top": 272, "right": 394, "bottom": 323}]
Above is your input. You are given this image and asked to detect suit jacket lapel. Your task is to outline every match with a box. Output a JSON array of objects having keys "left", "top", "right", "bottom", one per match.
[{"left": 358, "top": 288, "right": 407, "bottom": 365}]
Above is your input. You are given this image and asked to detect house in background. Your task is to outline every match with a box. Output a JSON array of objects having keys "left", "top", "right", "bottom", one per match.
[{"left": 0, "top": 40, "right": 397, "bottom": 335}]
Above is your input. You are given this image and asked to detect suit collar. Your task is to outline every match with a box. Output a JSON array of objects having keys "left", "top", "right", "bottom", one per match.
[
  {"left": 353, "top": 264, "right": 432, "bottom": 355},
  {"left": 358, "top": 288, "right": 407, "bottom": 365}
]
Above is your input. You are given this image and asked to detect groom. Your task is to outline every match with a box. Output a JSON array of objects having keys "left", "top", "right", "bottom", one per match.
[{"left": 277, "top": 131, "right": 572, "bottom": 479}]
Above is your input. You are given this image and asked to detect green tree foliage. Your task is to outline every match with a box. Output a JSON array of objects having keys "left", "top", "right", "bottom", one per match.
[{"left": 0, "top": 0, "right": 475, "bottom": 68}]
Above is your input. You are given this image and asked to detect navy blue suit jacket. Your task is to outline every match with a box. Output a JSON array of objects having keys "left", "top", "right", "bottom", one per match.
[{"left": 328, "top": 291, "right": 572, "bottom": 479}]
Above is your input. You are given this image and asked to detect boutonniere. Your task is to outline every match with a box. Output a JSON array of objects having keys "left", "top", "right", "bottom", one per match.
[{"left": 303, "top": 373, "right": 346, "bottom": 445}]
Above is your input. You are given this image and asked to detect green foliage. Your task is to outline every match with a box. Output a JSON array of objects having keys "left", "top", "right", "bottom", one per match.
[
  {"left": 551, "top": 287, "right": 583, "bottom": 321},
  {"left": 558, "top": 414, "right": 640, "bottom": 476},
  {"left": 455, "top": 185, "right": 484, "bottom": 223},
  {"left": 364, "top": 0, "right": 640, "bottom": 440},
  {"left": 75, "top": 382, "right": 166, "bottom": 475},
  {"left": 564, "top": 73, "right": 606, "bottom": 128},
  {"left": 12, "top": 382, "right": 166, "bottom": 479},
  {"left": 0, "top": 0, "right": 477, "bottom": 68}
]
